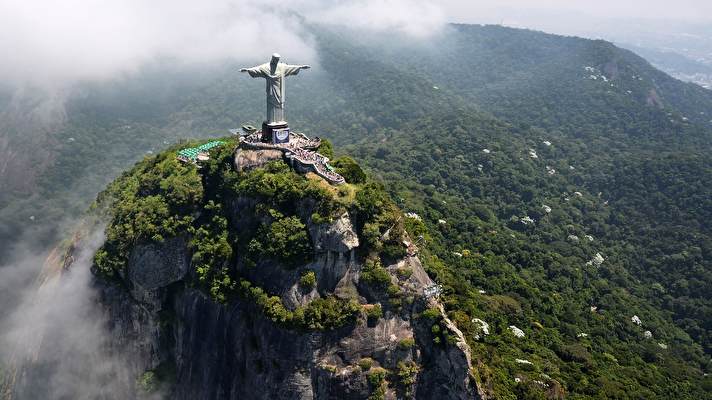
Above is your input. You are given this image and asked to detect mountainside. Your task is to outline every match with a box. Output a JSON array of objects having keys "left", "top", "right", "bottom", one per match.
[
  {"left": 7, "top": 138, "right": 481, "bottom": 399},
  {"left": 2, "top": 23, "right": 712, "bottom": 399}
]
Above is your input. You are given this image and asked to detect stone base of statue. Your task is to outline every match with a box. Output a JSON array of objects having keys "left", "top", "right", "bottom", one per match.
[{"left": 261, "top": 121, "right": 290, "bottom": 144}]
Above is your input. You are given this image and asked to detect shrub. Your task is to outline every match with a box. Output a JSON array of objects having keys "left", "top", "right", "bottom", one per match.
[
  {"left": 353, "top": 182, "right": 405, "bottom": 253},
  {"left": 137, "top": 371, "right": 157, "bottom": 393},
  {"left": 359, "top": 357, "right": 374, "bottom": 371},
  {"left": 250, "top": 216, "right": 312, "bottom": 267},
  {"left": 368, "top": 367, "right": 388, "bottom": 387},
  {"left": 365, "top": 303, "right": 383, "bottom": 321},
  {"left": 368, "top": 385, "right": 386, "bottom": 400},
  {"left": 300, "top": 297, "right": 361, "bottom": 331},
  {"left": 361, "top": 258, "right": 391, "bottom": 288},
  {"left": 300, "top": 270, "right": 317, "bottom": 289},
  {"left": 387, "top": 284, "right": 402, "bottom": 298},
  {"left": 231, "top": 160, "right": 336, "bottom": 217},
  {"left": 189, "top": 202, "right": 234, "bottom": 303},
  {"left": 396, "top": 267, "right": 413, "bottom": 279},
  {"left": 396, "top": 360, "right": 419, "bottom": 387},
  {"left": 381, "top": 242, "right": 407, "bottom": 260},
  {"left": 420, "top": 307, "right": 440, "bottom": 320},
  {"left": 317, "top": 139, "right": 334, "bottom": 159},
  {"left": 398, "top": 337, "right": 415, "bottom": 349},
  {"left": 556, "top": 343, "right": 593, "bottom": 364},
  {"left": 93, "top": 146, "right": 203, "bottom": 275},
  {"left": 333, "top": 156, "right": 367, "bottom": 184}
]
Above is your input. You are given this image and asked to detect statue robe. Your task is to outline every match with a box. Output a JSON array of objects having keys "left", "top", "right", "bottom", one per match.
[{"left": 244, "top": 62, "right": 305, "bottom": 124}]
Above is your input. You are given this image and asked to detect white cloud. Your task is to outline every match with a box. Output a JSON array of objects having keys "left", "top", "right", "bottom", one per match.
[
  {"left": 0, "top": 0, "right": 447, "bottom": 89},
  {"left": 303, "top": 0, "right": 446, "bottom": 38},
  {"left": 0, "top": 0, "right": 315, "bottom": 88},
  {"left": 440, "top": 0, "right": 712, "bottom": 23},
  {"left": 0, "top": 226, "right": 140, "bottom": 398}
]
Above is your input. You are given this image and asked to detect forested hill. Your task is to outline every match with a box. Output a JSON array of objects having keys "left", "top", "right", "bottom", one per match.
[
  {"left": 318, "top": 24, "right": 712, "bottom": 147},
  {"left": 1, "top": 23, "right": 712, "bottom": 398}
]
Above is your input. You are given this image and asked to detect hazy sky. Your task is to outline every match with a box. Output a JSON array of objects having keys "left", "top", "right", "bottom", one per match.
[
  {"left": 0, "top": 0, "right": 445, "bottom": 88},
  {"left": 1, "top": 0, "right": 710, "bottom": 89},
  {"left": 443, "top": 0, "right": 712, "bottom": 22}
]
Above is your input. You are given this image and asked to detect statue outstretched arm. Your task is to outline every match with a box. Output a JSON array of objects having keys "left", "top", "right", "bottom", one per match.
[
  {"left": 240, "top": 65, "right": 268, "bottom": 78},
  {"left": 283, "top": 64, "right": 311, "bottom": 76}
]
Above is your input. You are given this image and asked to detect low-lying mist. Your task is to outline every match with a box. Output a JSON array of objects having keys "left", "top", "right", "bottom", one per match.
[{"left": 0, "top": 226, "right": 143, "bottom": 399}]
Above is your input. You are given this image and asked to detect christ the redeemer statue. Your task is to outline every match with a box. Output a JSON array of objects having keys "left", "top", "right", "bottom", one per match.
[{"left": 240, "top": 53, "right": 310, "bottom": 125}]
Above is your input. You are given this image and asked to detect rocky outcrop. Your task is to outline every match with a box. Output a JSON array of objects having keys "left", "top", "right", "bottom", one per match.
[
  {"left": 234, "top": 148, "right": 284, "bottom": 171},
  {"left": 90, "top": 199, "right": 481, "bottom": 399},
  {"left": 124, "top": 236, "right": 190, "bottom": 309},
  {"left": 309, "top": 212, "right": 360, "bottom": 254},
  {"left": 414, "top": 300, "right": 482, "bottom": 400}
]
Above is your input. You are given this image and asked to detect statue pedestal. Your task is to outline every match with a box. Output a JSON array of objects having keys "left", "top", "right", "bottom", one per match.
[{"left": 261, "top": 122, "right": 290, "bottom": 144}]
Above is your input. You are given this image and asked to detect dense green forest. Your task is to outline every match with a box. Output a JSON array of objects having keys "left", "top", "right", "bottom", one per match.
[{"left": 2, "top": 23, "right": 712, "bottom": 398}]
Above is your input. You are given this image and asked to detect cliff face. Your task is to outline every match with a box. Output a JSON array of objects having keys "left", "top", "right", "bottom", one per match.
[
  {"left": 96, "top": 207, "right": 478, "bottom": 398},
  {"left": 77, "top": 146, "right": 483, "bottom": 399}
]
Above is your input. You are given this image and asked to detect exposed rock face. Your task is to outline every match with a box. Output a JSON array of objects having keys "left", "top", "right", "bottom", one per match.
[
  {"left": 124, "top": 236, "right": 190, "bottom": 308},
  {"left": 234, "top": 148, "right": 284, "bottom": 171},
  {"left": 309, "top": 212, "right": 360, "bottom": 254},
  {"left": 92, "top": 199, "right": 481, "bottom": 399},
  {"left": 415, "top": 301, "right": 481, "bottom": 400}
]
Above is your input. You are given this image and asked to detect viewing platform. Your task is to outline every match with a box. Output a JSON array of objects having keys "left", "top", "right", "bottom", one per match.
[{"left": 239, "top": 131, "right": 345, "bottom": 185}]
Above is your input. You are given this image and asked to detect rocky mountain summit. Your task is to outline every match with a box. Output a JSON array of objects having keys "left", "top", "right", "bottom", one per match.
[{"left": 63, "top": 139, "right": 482, "bottom": 399}]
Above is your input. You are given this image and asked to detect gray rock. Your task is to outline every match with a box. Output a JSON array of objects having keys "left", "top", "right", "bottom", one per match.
[
  {"left": 309, "top": 212, "right": 360, "bottom": 254},
  {"left": 234, "top": 148, "right": 284, "bottom": 171},
  {"left": 127, "top": 236, "right": 189, "bottom": 291},
  {"left": 126, "top": 236, "right": 189, "bottom": 309},
  {"left": 91, "top": 213, "right": 482, "bottom": 399}
]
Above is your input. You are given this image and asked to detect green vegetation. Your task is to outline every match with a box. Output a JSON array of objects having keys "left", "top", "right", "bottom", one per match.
[
  {"left": 397, "top": 337, "right": 415, "bottom": 350},
  {"left": 188, "top": 201, "right": 233, "bottom": 303},
  {"left": 418, "top": 307, "right": 455, "bottom": 346},
  {"left": 353, "top": 182, "right": 406, "bottom": 255},
  {"left": 93, "top": 144, "right": 204, "bottom": 277},
  {"left": 364, "top": 303, "right": 383, "bottom": 322},
  {"left": 332, "top": 156, "right": 367, "bottom": 184},
  {"left": 314, "top": 28, "right": 712, "bottom": 396},
  {"left": 237, "top": 278, "right": 360, "bottom": 331},
  {"left": 93, "top": 144, "right": 399, "bottom": 333},
  {"left": 7, "top": 22, "right": 712, "bottom": 399},
  {"left": 367, "top": 367, "right": 389, "bottom": 400},
  {"left": 230, "top": 161, "right": 335, "bottom": 213},
  {"left": 137, "top": 361, "right": 176, "bottom": 394},
  {"left": 301, "top": 296, "right": 361, "bottom": 331},
  {"left": 248, "top": 215, "right": 312, "bottom": 267},
  {"left": 395, "top": 266, "right": 413, "bottom": 279},
  {"left": 420, "top": 307, "right": 440, "bottom": 320},
  {"left": 396, "top": 360, "right": 419, "bottom": 394},
  {"left": 316, "top": 138, "right": 334, "bottom": 160},
  {"left": 137, "top": 371, "right": 157, "bottom": 393},
  {"left": 360, "top": 258, "right": 391, "bottom": 288},
  {"left": 358, "top": 357, "right": 374, "bottom": 371},
  {"left": 321, "top": 364, "right": 338, "bottom": 374},
  {"left": 343, "top": 99, "right": 712, "bottom": 396},
  {"left": 299, "top": 270, "right": 317, "bottom": 289}
]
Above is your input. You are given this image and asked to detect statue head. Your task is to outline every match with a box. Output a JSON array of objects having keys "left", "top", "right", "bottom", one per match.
[{"left": 271, "top": 53, "right": 281, "bottom": 65}]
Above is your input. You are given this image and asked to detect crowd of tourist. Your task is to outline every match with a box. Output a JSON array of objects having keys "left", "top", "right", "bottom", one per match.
[{"left": 242, "top": 131, "right": 345, "bottom": 184}]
